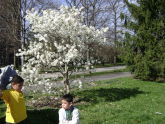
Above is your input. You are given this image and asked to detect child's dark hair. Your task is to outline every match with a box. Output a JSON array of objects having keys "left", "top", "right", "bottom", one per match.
[
  {"left": 11, "top": 75, "right": 24, "bottom": 84},
  {"left": 62, "top": 94, "right": 73, "bottom": 103}
]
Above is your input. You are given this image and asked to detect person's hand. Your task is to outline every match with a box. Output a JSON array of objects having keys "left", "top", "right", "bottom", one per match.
[{"left": 62, "top": 120, "right": 66, "bottom": 124}]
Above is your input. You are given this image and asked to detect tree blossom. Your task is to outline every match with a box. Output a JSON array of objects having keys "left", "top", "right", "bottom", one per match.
[{"left": 17, "top": 6, "right": 108, "bottom": 93}]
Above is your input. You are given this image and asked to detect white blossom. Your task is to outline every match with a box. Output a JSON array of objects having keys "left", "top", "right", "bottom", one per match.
[{"left": 17, "top": 6, "right": 108, "bottom": 94}]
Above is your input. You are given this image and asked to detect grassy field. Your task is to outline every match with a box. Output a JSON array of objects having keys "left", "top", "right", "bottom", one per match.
[
  {"left": 74, "top": 78, "right": 165, "bottom": 124},
  {"left": 0, "top": 77, "right": 165, "bottom": 124}
]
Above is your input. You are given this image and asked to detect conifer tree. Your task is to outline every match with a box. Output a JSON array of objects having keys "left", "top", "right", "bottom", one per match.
[{"left": 123, "top": 0, "right": 165, "bottom": 81}]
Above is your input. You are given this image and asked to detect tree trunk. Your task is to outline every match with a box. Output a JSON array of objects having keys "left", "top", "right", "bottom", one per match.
[
  {"left": 14, "top": 49, "right": 16, "bottom": 67},
  {"left": 113, "top": 55, "right": 116, "bottom": 64},
  {"left": 63, "top": 63, "right": 70, "bottom": 93},
  {"left": 87, "top": 44, "right": 91, "bottom": 74},
  {"left": 64, "top": 77, "right": 70, "bottom": 94}
]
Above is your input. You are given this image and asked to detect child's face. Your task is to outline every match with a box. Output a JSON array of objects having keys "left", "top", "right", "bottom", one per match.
[
  {"left": 12, "top": 82, "right": 23, "bottom": 92},
  {"left": 61, "top": 99, "right": 72, "bottom": 110}
]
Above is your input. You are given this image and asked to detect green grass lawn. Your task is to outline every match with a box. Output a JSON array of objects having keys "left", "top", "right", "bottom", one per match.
[
  {"left": 74, "top": 78, "right": 165, "bottom": 124},
  {"left": 0, "top": 77, "right": 165, "bottom": 124}
]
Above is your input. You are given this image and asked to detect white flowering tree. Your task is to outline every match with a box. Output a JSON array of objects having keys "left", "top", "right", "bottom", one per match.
[{"left": 18, "top": 6, "right": 108, "bottom": 93}]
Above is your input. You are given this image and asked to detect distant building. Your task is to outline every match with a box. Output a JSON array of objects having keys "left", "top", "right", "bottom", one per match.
[{"left": 0, "top": 0, "right": 21, "bottom": 66}]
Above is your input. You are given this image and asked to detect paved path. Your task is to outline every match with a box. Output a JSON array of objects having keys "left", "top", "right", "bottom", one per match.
[
  {"left": 40, "top": 66, "right": 126, "bottom": 78},
  {"left": 87, "top": 65, "right": 126, "bottom": 72},
  {"left": 24, "top": 66, "right": 131, "bottom": 92},
  {"left": 80, "top": 72, "right": 131, "bottom": 82},
  {"left": 50, "top": 72, "right": 132, "bottom": 88},
  {"left": 70, "top": 72, "right": 131, "bottom": 86}
]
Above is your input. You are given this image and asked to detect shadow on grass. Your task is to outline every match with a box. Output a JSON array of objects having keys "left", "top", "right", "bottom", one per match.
[
  {"left": 0, "top": 109, "right": 59, "bottom": 124},
  {"left": 0, "top": 116, "right": 5, "bottom": 124},
  {"left": 27, "top": 108, "right": 59, "bottom": 124},
  {"left": 76, "top": 87, "right": 145, "bottom": 104},
  {"left": 0, "top": 100, "right": 6, "bottom": 124}
]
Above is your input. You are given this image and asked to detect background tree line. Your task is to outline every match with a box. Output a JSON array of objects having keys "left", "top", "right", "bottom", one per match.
[
  {"left": 0, "top": 0, "right": 125, "bottom": 67},
  {"left": 0, "top": 0, "right": 164, "bottom": 81}
]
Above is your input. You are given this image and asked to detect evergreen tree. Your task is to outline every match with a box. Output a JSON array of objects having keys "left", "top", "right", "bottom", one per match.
[{"left": 123, "top": 0, "right": 165, "bottom": 81}]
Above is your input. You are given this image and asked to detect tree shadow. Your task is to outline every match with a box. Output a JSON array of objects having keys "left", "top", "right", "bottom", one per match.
[
  {"left": 0, "top": 116, "right": 5, "bottom": 124},
  {"left": 76, "top": 87, "right": 145, "bottom": 104},
  {"left": 0, "top": 100, "right": 6, "bottom": 124},
  {"left": 0, "top": 109, "right": 59, "bottom": 124},
  {"left": 27, "top": 108, "right": 59, "bottom": 124}
]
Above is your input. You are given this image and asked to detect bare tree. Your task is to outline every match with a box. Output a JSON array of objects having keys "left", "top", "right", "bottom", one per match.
[
  {"left": 0, "top": 0, "right": 21, "bottom": 67},
  {"left": 105, "top": 0, "right": 125, "bottom": 63},
  {"left": 20, "top": 0, "right": 61, "bottom": 46},
  {"left": 65, "top": 0, "right": 82, "bottom": 8},
  {"left": 106, "top": 0, "right": 124, "bottom": 44},
  {"left": 20, "top": 0, "right": 61, "bottom": 65},
  {"left": 0, "top": 0, "right": 61, "bottom": 67}
]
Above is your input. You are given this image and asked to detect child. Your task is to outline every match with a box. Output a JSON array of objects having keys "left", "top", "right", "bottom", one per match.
[
  {"left": 59, "top": 94, "right": 79, "bottom": 124},
  {"left": 0, "top": 75, "right": 27, "bottom": 124}
]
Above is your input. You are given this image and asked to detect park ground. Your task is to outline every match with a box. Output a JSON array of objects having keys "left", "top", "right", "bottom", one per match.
[{"left": 0, "top": 77, "right": 165, "bottom": 124}]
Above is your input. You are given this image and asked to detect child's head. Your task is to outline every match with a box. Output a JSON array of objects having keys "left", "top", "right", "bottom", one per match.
[
  {"left": 61, "top": 94, "right": 73, "bottom": 110},
  {"left": 11, "top": 75, "right": 24, "bottom": 92}
]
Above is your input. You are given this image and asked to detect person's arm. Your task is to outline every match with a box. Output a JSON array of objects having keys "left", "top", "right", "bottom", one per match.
[
  {"left": 59, "top": 109, "right": 66, "bottom": 124},
  {"left": 0, "top": 90, "right": 10, "bottom": 103},
  {"left": 68, "top": 108, "right": 79, "bottom": 124}
]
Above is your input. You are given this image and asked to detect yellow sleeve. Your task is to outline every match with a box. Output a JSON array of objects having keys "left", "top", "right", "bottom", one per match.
[{"left": 1, "top": 90, "right": 10, "bottom": 103}]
